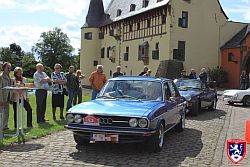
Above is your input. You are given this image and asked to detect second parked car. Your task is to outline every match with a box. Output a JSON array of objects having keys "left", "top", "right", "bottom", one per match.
[{"left": 174, "top": 79, "right": 217, "bottom": 116}]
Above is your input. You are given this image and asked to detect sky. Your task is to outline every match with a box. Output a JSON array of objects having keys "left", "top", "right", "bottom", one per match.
[{"left": 0, "top": 0, "right": 249, "bottom": 54}]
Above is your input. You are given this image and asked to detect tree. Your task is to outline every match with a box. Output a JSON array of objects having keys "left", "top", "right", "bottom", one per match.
[
  {"left": 9, "top": 43, "right": 24, "bottom": 67},
  {"left": 21, "top": 52, "right": 38, "bottom": 78},
  {"left": 33, "top": 27, "right": 74, "bottom": 70},
  {"left": 0, "top": 47, "right": 16, "bottom": 66}
]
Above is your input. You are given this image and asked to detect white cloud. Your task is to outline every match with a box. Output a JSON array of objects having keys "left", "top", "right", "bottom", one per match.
[{"left": 0, "top": 24, "right": 81, "bottom": 53}]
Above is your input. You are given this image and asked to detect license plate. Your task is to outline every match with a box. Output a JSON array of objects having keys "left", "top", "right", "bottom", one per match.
[{"left": 91, "top": 133, "right": 119, "bottom": 143}]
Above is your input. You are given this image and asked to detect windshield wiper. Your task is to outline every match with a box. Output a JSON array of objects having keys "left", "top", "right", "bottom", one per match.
[
  {"left": 97, "top": 95, "right": 116, "bottom": 99},
  {"left": 115, "top": 95, "right": 140, "bottom": 100}
]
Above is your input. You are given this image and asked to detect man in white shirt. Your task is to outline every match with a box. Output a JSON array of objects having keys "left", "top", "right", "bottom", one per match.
[{"left": 33, "top": 63, "right": 51, "bottom": 123}]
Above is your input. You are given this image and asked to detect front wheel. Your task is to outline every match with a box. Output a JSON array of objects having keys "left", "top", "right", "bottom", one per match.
[
  {"left": 73, "top": 134, "right": 89, "bottom": 145},
  {"left": 148, "top": 123, "right": 165, "bottom": 152},
  {"left": 191, "top": 100, "right": 200, "bottom": 116},
  {"left": 243, "top": 96, "right": 250, "bottom": 107}
]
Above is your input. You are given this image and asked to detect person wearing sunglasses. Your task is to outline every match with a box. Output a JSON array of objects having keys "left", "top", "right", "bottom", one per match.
[{"left": 51, "top": 64, "right": 67, "bottom": 120}]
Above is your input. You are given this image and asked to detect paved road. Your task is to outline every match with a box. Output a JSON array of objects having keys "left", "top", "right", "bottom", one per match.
[{"left": 0, "top": 97, "right": 249, "bottom": 167}]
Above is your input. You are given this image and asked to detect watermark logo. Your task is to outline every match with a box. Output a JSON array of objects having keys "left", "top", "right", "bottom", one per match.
[{"left": 226, "top": 139, "right": 247, "bottom": 164}]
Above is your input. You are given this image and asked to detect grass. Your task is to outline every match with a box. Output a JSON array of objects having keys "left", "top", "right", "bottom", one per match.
[{"left": 2, "top": 94, "right": 90, "bottom": 146}]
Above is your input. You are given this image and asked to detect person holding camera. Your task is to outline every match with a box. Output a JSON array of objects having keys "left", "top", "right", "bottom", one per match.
[{"left": 51, "top": 64, "right": 67, "bottom": 120}]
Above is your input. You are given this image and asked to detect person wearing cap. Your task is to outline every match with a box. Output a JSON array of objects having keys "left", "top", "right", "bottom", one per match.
[
  {"left": 0, "top": 62, "right": 15, "bottom": 130},
  {"left": 143, "top": 69, "right": 152, "bottom": 76},
  {"left": 13, "top": 67, "right": 32, "bottom": 127},
  {"left": 113, "top": 66, "right": 123, "bottom": 78},
  {"left": 89, "top": 65, "right": 107, "bottom": 100}
]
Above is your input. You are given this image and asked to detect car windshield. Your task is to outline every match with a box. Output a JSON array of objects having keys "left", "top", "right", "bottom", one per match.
[
  {"left": 174, "top": 79, "right": 202, "bottom": 90},
  {"left": 98, "top": 80, "right": 163, "bottom": 101}
]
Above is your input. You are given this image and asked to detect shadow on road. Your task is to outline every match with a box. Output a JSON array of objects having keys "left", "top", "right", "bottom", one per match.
[
  {"left": 69, "top": 128, "right": 203, "bottom": 167},
  {"left": 186, "top": 109, "right": 226, "bottom": 121},
  {"left": 0, "top": 144, "right": 44, "bottom": 152}
]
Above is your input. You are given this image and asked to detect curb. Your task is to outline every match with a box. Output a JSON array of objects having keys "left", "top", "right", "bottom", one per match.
[{"left": 210, "top": 103, "right": 233, "bottom": 167}]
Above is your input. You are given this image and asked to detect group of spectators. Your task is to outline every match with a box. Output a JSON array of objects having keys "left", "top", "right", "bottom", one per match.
[
  {"left": 179, "top": 68, "right": 208, "bottom": 84},
  {"left": 0, "top": 62, "right": 84, "bottom": 130},
  {"left": 240, "top": 71, "right": 250, "bottom": 90}
]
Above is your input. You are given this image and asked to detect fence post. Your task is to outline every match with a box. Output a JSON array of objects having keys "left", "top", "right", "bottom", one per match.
[{"left": 0, "top": 109, "right": 3, "bottom": 146}]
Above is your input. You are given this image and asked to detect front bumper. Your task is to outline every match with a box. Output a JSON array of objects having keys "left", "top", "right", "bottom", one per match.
[
  {"left": 65, "top": 124, "right": 156, "bottom": 143},
  {"left": 223, "top": 96, "right": 241, "bottom": 103}
]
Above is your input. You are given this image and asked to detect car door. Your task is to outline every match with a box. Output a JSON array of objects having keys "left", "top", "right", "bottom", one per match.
[
  {"left": 162, "top": 82, "right": 177, "bottom": 130},
  {"left": 168, "top": 81, "right": 183, "bottom": 124},
  {"left": 201, "top": 83, "right": 213, "bottom": 107}
]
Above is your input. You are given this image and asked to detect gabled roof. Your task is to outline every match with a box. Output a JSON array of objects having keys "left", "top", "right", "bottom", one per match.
[
  {"left": 242, "top": 24, "right": 250, "bottom": 42},
  {"left": 221, "top": 25, "right": 248, "bottom": 49},
  {"left": 105, "top": 0, "right": 169, "bottom": 22}
]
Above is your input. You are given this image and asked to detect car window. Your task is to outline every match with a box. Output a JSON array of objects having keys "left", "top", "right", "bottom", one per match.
[
  {"left": 100, "top": 80, "right": 162, "bottom": 101},
  {"left": 167, "top": 81, "right": 177, "bottom": 97}
]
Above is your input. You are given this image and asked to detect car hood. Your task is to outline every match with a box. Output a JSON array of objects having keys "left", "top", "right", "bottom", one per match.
[
  {"left": 223, "top": 89, "right": 250, "bottom": 95},
  {"left": 179, "top": 90, "right": 201, "bottom": 98},
  {"left": 68, "top": 99, "right": 162, "bottom": 117}
]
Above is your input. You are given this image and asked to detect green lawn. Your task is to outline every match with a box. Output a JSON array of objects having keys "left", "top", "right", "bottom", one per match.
[{"left": 2, "top": 94, "right": 90, "bottom": 146}]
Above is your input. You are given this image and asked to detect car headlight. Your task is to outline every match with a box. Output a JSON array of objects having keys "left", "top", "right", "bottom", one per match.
[
  {"left": 74, "top": 114, "right": 82, "bottom": 124},
  {"left": 233, "top": 94, "right": 238, "bottom": 98},
  {"left": 138, "top": 118, "right": 148, "bottom": 128},
  {"left": 66, "top": 114, "right": 74, "bottom": 123},
  {"left": 129, "top": 118, "right": 138, "bottom": 127}
]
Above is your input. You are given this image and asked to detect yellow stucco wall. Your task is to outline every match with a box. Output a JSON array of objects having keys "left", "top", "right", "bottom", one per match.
[
  {"left": 169, "top": 0, "right": 228, "bottom": 74},
  {"left": 80, "top": 28, "right": 101, "bottom": 85},
  {"left": 80, "top": 0, "right": 245, "bottom": 86}
]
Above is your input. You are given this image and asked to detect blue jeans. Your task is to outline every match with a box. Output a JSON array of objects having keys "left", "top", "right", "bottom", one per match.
[
  {"left": 91, "top": 89, "right": 99, "bottom": 100},
  {"left": 67, "top": 89, "right": 76, "bottom": 111}
]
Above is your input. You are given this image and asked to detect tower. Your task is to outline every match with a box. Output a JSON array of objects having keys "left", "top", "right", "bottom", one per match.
[{"left": 80, "top": 0, "right": 105, "bottom": 85}]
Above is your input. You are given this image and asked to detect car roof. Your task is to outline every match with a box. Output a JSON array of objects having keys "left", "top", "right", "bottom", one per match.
[{"left": 109, "top": 76, "right": 171, "bottom": 82}]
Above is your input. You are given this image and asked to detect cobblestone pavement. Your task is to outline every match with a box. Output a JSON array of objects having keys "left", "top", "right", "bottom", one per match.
[{"left": 0, "top": 95, "right": 249, "bottom": 167}]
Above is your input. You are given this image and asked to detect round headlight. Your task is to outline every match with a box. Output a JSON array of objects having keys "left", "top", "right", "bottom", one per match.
[
  {"left": 138, "top": 118, "right": 148, "bottom": 128},
  {"left": 129, "top": 118, "right": 138, "bottom": 127},
  {"left": 66, "top": 114, "right": 74, "bottom": 123},
  {"left": 74, "top": 114, "right": 82, "bottom": 124}
]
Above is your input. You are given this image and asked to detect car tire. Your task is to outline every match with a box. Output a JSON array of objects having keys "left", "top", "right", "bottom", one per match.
[
  {"left": 243, "top": 96, "right": 250, "bottom": 107},
  {"left": 228, "top": 101, "right": 234, "bottom": 106},
  {"left": 73, "top": 134, "right": 89, "bottom": 145},
  {"left": 208, "top": 98, "right": 217, "bottom": 111},
  {"left": 191, "top": 100, "right": 199, "bottom": 116},
  {"left": 175, "top": 112, "right": 185, "bottom": 132},
  {"left": 148, "top": 122, "right": 165, "bottom": 152}
]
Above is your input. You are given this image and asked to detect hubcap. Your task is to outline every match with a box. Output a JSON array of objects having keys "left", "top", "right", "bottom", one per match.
[{"left": 158, "top": 124, "right": 164, "bottom": 147}]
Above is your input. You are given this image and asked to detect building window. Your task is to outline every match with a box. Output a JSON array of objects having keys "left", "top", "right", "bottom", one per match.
[
  {"left": 137, "top": 22, "right": 140, "bottom": 30},
  {"left": 147, "top": 19, "right": 151, "bottom": 28},
  {"left": 84, "top": 32, "right": 92, "bottom": 40},
  {"left": 142, "top": 0, "right": 149, "bottom": 8},
  {"left": 107, "top": 47, "right": 111, "bottom": 58},
  {"left": 130, "top": 4, "right": 136, "bottom": 12},
  {"left": 129, "top": 24, "right": 133, "bottom": 32},
  {"left": 162, "top": 15, "right": 166, "bottom": 24},
  {"left": 124, "top": 47, "right": 129, "bottom": 61},
  {"left": 228, "top": 53, "right": 237, "bottom": 63},
  {"left": 117, "top": 9, "right": 122, "bottom": 17},
  {"left": 93, "top": 61, "right": 98, "bottom": 66},
  {"left": 99, "top": 32, "right": 104, "bottom": 39},
  {"left": 178, "top": 11, "right": 188, "bottom": 28},
  {"left": 173, "top": 41, "right": 185, "bottom": 61},
  {"left": 152, "top": 42, "right": 159, "bottom": 60},
  {"left": 101, "top": 48, "right": 105, "bottom": 58}
]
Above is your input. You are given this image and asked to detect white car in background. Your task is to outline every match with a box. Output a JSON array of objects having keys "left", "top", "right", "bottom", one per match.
[{"left": 223, "top": 88, "right": 250, "bottom": 106}]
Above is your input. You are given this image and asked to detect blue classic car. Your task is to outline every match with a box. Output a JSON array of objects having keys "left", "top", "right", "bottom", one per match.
[
  {"left": 65, "top": 76, "right": 186, "bottom": 152},
  {"left": 174, "top": 79, "right": 217, "bottom": 116}
]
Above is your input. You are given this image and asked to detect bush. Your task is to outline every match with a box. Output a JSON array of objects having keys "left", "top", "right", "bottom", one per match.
[{"left": 208, "top": 68, "right": 228, "bottom": 87}]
